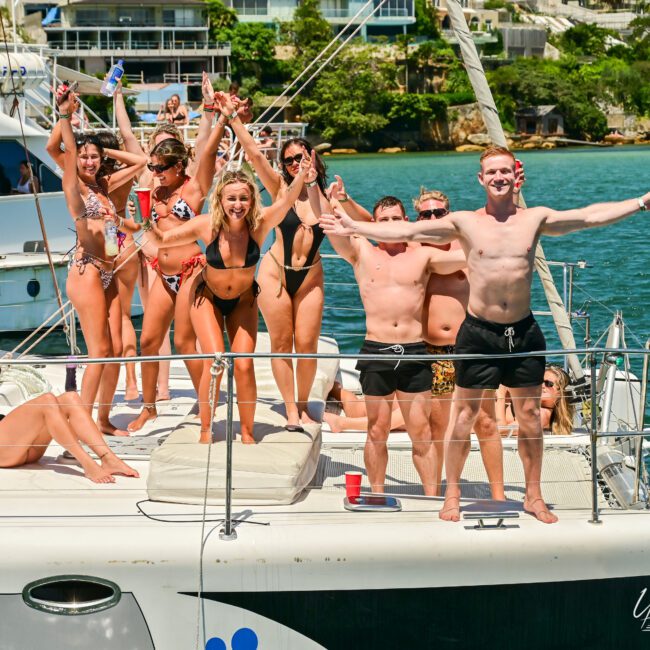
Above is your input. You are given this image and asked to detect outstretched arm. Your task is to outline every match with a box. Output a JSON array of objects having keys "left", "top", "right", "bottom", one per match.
[
  {"left": 57, "top": 93, "right": 85, "bottom": 219},
  {"left": 46, "top": 118, "right": 65, "bottom": 169},
  {"left": 218, "top": 93, "right": 281, "bottom": 197},
  {"left": 541, "top": 192, "right": 650, "bottom": 236},
  {"left": 321, "top": 207, "right": 361, "bottom": 264},
  {"left": 146, "top": 212, "right": 211, "bottom": 247},
  {"left": 320, "top": 210, "right": 464, "bottom": 244},
  {"left": 114, "top": 80, "right": 144, "bottom": 156},
  {"left": 191, "top": 72, "right": 216, "bottom": 166},
  {"left": 427, "top": 247, "right": 467, "bottom": 275},
  {"left": 327, "top": 175, "right": 372, "bottom": 221},
  {"left": 194, "top": 105, "right": 229, "bottom": 197}
]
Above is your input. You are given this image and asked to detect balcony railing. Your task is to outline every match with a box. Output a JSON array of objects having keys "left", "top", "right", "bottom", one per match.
[{"left": 48, "top": 40, "right": 231, "bottom": 55}]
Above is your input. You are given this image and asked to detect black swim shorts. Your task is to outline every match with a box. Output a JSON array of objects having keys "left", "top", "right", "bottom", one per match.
[
  {"left": 356, "top": 340, "right": 433, "bottom": 397},
  {"left": 454, "top": 312, "right": 546, "bottom": 390}
]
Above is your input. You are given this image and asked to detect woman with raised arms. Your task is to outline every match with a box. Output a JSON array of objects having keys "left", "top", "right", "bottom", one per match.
[
  {"left": 53, "top": 89, "right": 146, "bottom": 435},
  {"left": 145, "top": 155, "right": 312, "bottom": 443},
  {"left": 127, "top": 99, "right": 228, "bottom": 432},
  {"left": 218, "top": 93, "right": 331, "bottom": 431}
]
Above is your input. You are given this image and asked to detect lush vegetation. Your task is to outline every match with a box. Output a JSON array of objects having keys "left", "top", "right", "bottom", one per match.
[{"left": 204, "top": 0, "right": 650, "bottom": 145}]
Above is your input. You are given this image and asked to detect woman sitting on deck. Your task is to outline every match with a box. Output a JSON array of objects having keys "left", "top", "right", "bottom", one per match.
[
  {"left": 145, "top": 156, "right": 312, "bottom": 443},
  {"left": 218, "top": 93, "right": 332, "bottom": 432},
  {"left": 53, "top": 89, "right": 146, "bottom": 436},
  {"left": 497, "top": 365, "right": 575, "bottom": 436},
  {"left": 0, "top": 391, "right": 138, "bottom": 483}
]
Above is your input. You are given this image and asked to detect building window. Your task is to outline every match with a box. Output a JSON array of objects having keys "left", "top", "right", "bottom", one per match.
[
  {"left": 321, "top": 0, "right": 349, "bottom": 18},
  {"left": 231, "top": 0, "right": 269, "bottom": 17},
  {"left": 376, "top": 0, "right": 413, "bottom": 18},
  {"left": 75, "top": 9, "right": 107, "bottom": 26}
]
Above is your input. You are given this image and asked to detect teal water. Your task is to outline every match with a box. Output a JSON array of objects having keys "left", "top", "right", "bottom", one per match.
[{"left": 3, "top": 147, "right": 649, "bottom": 420}]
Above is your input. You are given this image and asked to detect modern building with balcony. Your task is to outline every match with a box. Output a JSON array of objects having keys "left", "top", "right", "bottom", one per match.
[
  {"left": 25, "top": 0, "right": 230, "bottom": 84},
  {"left": 225, "top": 0, "right": 415, "bottom": 40}
]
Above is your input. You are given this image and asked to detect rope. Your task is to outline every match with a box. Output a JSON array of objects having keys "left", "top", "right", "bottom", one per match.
[
  {"left": 195, "top": 353, "right": 228, "bottom": 650},
  {"left": 0, "top": 19, "right": 68, "bottom": 341}
]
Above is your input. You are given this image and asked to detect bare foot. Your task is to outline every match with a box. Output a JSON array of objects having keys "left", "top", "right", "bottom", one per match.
[
  {"left": 84, "top": 464, "right": 116, "bottom": 484},
  {"left": 124, "top": 385, "right": 140, "bottom": 401},
  {"left": 323, "top": 412, "right": 343, "bottom": 433},
  {"left": 101, "top": 456, "right": 140, "bottom": 478},
  {"left": 127, "top": 406, "right": 157, "bottom": 433},
  {"left": 439, "top": 494, "right": 461, "bottom": 522},
  {"left": 524, "top": 497, "right": 558, "bottom": 524},
  {"left": 99, "top": 420, "right": 130, "bottom": 437},
  {"left": 241, "top": 432, "right": 256, "bottom": 445},
  {"left": 199, "top": 429, "right": 212, "bottom": 444}
]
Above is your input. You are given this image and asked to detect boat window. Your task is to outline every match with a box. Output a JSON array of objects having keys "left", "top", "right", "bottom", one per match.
[{"left": 0, "top": 140, "right": 62, "bottom": 194}]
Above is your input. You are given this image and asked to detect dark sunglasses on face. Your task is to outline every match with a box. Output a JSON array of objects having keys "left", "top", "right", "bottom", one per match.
[
  {"left": 543, "top": 379, "right": 557, "bottom": 389},
  {"left": 147, "top": 162, "right": 175, "bottom": 173},
  {"left": 417, "top": 208, "right": 449, "bottom": 220},
  {"left": 282, "top": 153, "right": 303, "bottom": 167}
]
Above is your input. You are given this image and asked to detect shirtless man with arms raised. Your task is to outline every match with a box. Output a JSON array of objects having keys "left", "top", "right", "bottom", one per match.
[
  {"left": 417, "top": 189, "right": 505, "bottom": 499},
  {"left": 324, "top": 196, "right": 465, "bottom": 496},
  {"left": 321, "top": 145, "right": 650, "bottom": 523}
]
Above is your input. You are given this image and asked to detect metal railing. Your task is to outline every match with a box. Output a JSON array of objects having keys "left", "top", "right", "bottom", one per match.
[{"left": 1, "top": 344, "right": 648, "bottom": 539}]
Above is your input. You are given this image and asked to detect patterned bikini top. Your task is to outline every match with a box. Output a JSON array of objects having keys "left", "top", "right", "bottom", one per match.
[
  {"left": 78, "top": 186, "right": 116, "bottom": 221},
  {"left": 151, "top": 178, "right": 196, "bottom": 223}
]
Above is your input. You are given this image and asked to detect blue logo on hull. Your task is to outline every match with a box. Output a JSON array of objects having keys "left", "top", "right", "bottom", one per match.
[{"left": 207, "top": 627, "right": 258, "bottom": 650}]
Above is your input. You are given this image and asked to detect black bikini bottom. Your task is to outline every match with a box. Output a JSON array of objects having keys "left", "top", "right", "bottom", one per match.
[{"left": 194, "top": 276, "right": 260, "bottom": 317}]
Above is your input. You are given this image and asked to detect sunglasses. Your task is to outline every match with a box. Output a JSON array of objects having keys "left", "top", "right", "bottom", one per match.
[
  {"left": 282, "top": 153, "right": 303, "bottom": 167},
  {"left": 147, "top": 162, "right": 175, "bottom": 173},
  {"left": 543, "top": 379, "right": 557, "bottom": 389},
  {"left": 417, "top": 208, "right": 449, "bottom": 220}
]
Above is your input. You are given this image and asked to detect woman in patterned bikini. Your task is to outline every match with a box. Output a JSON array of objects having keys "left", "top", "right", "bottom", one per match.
[
  {"left": 145, "top": 157, "right": 312, "bottom": 443},
  {"left": 127, "top": 111, "right": 228, "bottom": 432},
  {"left": 218, "top": 93, "right": 331, "bottom": 431},
  {"left": 54, "top": 90, "right": 146, "bottom": 435}
]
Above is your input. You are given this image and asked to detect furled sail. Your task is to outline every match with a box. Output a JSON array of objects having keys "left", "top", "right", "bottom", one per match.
[{"left": 445, "top": 0, "right": 585, "bottom": 383}]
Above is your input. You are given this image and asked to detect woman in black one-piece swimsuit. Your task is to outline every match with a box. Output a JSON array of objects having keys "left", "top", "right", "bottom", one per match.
[
  {"left": 147, "top": 160, "right": 311, "bottom": 444},
  {"left": 220, "top": 94, "right": 332, "bottom": 431}
]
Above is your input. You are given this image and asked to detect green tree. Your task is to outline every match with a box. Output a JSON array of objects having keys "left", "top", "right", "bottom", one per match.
[
  {"left": 296, "top": 46, "right": 398, "bottom": 143},
  {"left": 281, "top": 0, "right": 333, "bottom": 63},
  {"left": 409, "top": 0, "right": 440, "bottom": 39},
  {"left": 204, "top": 0, "right": 238, "bottom": 38},
  {"left": 556, "top": 23, "right": 618, "bottom": 57},
  {"left": 220, "top": 22, "right": 278, "bottom": 78}
]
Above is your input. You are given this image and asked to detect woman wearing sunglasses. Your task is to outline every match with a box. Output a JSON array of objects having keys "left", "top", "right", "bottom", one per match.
[
  {"left": 497, "top": 365, "right": 575, "bottom": 436},
  {"left": 127, "top": 107, "right": 228, "bottom": 432},
  {"left": 51, "top": 89, "right": 146, "bottom": 435},
  {"left": 115, "top": 74, "right": 218, "bottom": 402},
  {"left": 217, "top": 93, "right": 331, "bottom": 431},
  {"left": 144, "top": 157, "right": 312, "bottom": 443}
]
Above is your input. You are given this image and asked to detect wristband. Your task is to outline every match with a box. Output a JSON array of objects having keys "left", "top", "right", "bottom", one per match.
[
  {"left": 338, "top": 193, "right": 349, "bottom": 203},
  {"left": 217, "top": 115, "right": 228, "bottom": 126},
  {"left": 638, "top": 197, "right": 647, "bottom": 211},
  {"left": 58, "top": 113, "right": 71, "bottom": 119},
  {"left": 227, "top": 109, "right": 238, "bottom": 121},
  {"left": 306, "top": 179, "right": 318, "bottom": 188},
  {"left": 142, "top": 220, "right": 152, "bottom": 232},
  {"left": 203, "top": 104, "right": 216, "bottom": 113}
]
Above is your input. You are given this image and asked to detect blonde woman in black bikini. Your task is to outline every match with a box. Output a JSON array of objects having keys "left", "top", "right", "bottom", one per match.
[
  {"left": 218, "top": 93, "right": 331, "bottom": 431},
  {"left": 55, "top": 90, "right": 146, "bottom": 435},
  {"left": 127, "top": 117, "right": 228, "bottom": 432},
  {"left": 145, "top": 157, "right": 311, "bottom": 443}
]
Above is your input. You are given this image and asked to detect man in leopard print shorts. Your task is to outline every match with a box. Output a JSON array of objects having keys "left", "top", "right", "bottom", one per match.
[{"left": 418, "top": 189, "right": 505, "bottom": 500}]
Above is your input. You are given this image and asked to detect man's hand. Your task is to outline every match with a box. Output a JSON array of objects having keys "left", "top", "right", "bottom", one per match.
[
  {"left": 326, "top": 174, "right": 348, "bottom": 202},
  {"left": 320, "top": 208, "right": 355, "bottom": 236}
]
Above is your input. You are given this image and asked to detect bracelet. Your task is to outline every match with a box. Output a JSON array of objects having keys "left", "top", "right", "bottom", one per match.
[
  {"left": 58, "top": 113, "right": 71, "bottom": 119},
  {"left": 637, "top": 197, "right": 647, "bottom": 211},
  {"left": 306, "top": 180, "right": 318, "bottom": 188},
  {"left": 227, "top": 109, "right": 238, "bottom": 121},
  {"left": 142, "top": 220, "right": 152, "bottom": 232},
  {"left": 338, "top": 193, "right": 349, "bottom": 203},
  {"left": 217, "top": 115, "right": 228, "bottom": 127},
  {"left": 117, "top": 216, "right": 124, "bottom": 229},
  {"left": 203, "top": 104, "right": 216, "bottom": 113}
]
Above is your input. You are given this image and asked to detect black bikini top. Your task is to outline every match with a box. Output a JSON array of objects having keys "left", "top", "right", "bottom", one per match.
[
  {"left": 206, "top": 230, "right": 260, "bottom": 270},
  {"left": 278, "top": 206, "right": 325, "bottom": 268}
]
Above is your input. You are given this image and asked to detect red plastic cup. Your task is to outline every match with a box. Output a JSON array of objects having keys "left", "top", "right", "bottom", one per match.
[
  {"left": 134, "top": 187, "right": 152, "bottom": 221},
  {"left": 345, "top": 471, "right": 362, "bottom": 498}
]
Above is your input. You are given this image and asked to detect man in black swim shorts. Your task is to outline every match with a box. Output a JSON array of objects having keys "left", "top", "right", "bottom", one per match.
[
  {"left": 322, "top": 196, "right": 465, "bottom": 496},
  {"left": 322, "top": 145, "right": 650, "bottom": 523}
]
